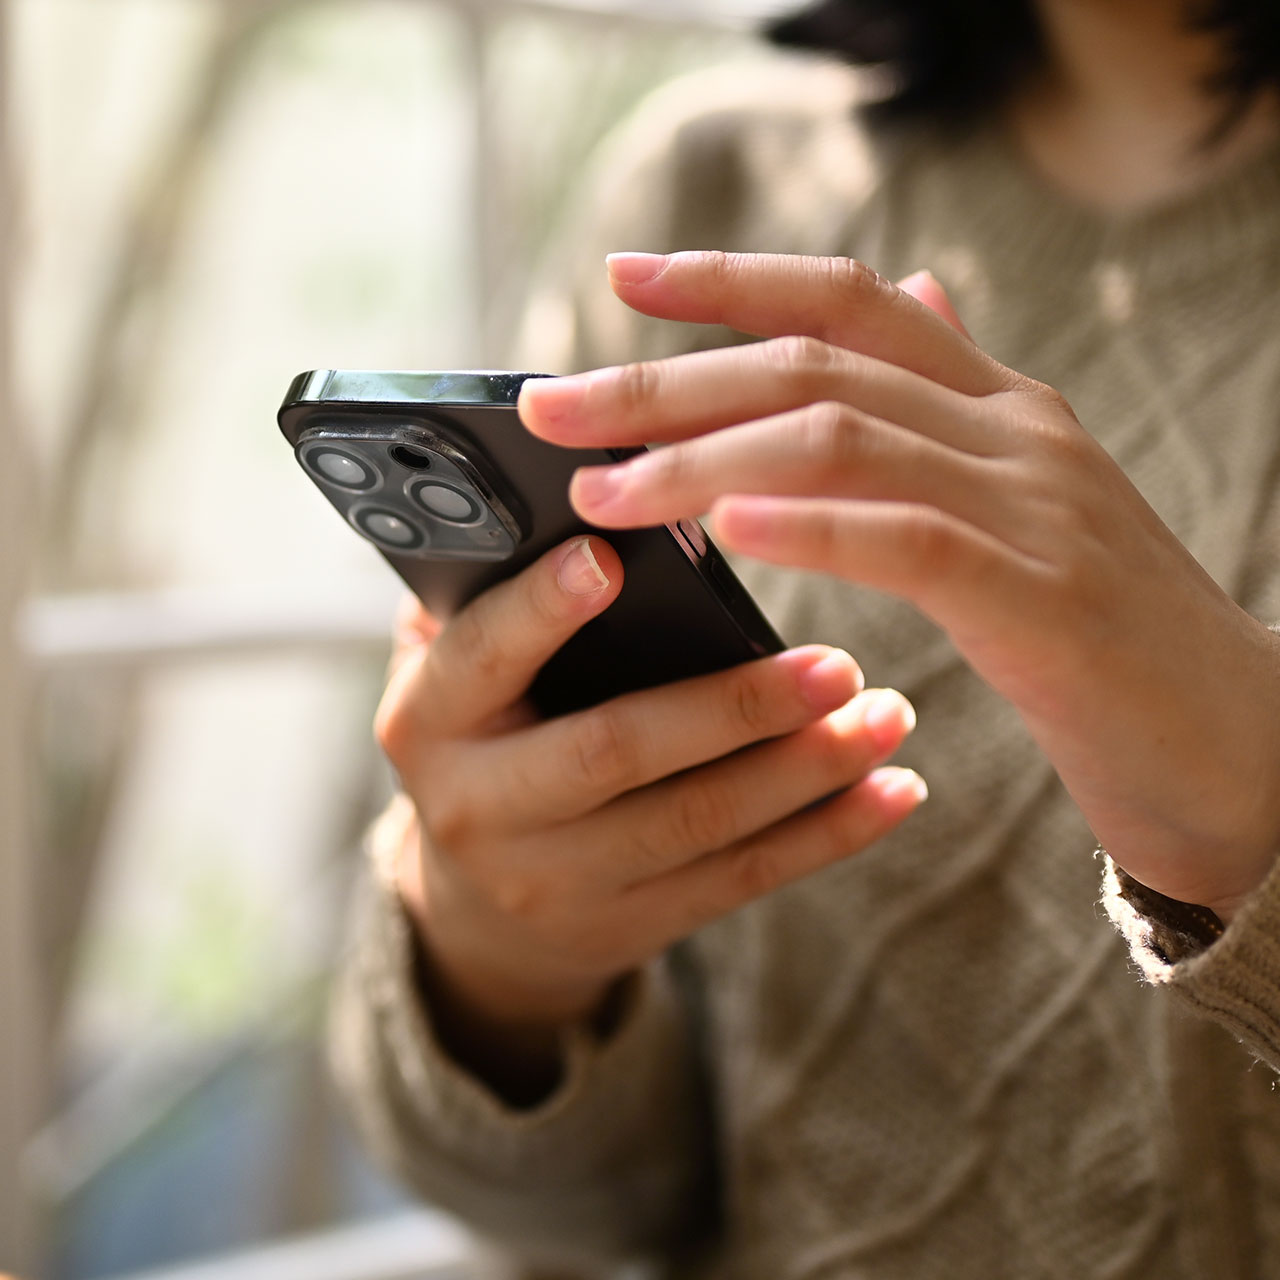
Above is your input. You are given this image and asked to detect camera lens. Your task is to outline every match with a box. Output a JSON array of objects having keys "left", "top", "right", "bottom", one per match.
[
  {"left": 304, "top": 446, "right": 377, "bottom": 492},
  {"left": 410, "top": 481, "right": 482, "bottom": 525},
  {"left": 352, "top": 507, "right": 425, "bottom": 551}
]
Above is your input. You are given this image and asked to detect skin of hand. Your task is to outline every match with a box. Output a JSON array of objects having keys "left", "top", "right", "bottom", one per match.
[
  {"left": 518, "top": 250, "right": 1280, "bottom": 924},
  {"left": 376, "top": 532, "right": 924, "bottom": 1068}
]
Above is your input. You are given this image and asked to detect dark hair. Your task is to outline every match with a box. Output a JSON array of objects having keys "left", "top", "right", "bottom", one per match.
[{"left": 768, "top": 1, "right": 1280, "bottom": 124}]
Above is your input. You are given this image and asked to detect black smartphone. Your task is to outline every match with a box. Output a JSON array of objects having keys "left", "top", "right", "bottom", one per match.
[{"left": 278, "top": 370, "right": 784, "bottom": 717}]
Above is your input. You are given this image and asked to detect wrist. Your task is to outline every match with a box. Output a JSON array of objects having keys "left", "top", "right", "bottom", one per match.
[
  {"left": 1212, "top": 620, "right": 1280, "bottom": 920},
  {"left": 1118, "top": 614, "right": 1280, "bottom": 923}
]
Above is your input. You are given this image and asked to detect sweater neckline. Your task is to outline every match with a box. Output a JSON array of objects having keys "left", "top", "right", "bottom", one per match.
[{"left": 932, "top": 117, "right": 1280, "bottom": 290}]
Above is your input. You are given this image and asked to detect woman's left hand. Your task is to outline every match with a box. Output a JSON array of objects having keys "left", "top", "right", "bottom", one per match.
[{"left": 518, "top": 250, "right": 1280, "bottom": 922}]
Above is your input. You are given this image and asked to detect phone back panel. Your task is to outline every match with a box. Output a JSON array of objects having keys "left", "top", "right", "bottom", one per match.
[{"left": 279, "top": 370, "right": 784, "bottom": 716}]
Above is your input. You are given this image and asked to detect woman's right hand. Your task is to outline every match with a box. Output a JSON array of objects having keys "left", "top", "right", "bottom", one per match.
[{"left": 374, "top": 534, "right": 922, "bottom": 1088}]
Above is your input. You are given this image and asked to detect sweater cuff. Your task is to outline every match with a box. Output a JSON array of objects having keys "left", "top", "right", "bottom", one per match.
[
  {"left": 376, "top": 866, "right": 640, "bottom": 1127},
  {"left": 1102, "top": 852, "right": 1280, "bottom": 1072},
  {"left": 338, "top": 864, "right": 695, "bottom": 1181}
]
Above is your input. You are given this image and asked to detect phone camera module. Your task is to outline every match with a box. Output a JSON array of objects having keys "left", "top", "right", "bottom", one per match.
[
  {"left": 302, "top": 444, "right": 379, "bottom": 492},
  {"left": 409, "top": 480, "right": 483, "bottom": 526},
  {"left": 351, "top": 506, "right": 426, "bottom": 551}
]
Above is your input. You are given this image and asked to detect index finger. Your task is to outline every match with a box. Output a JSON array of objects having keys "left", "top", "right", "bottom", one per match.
[{"left": 604, "top": 251, "right": 1017, "bottom": 397}]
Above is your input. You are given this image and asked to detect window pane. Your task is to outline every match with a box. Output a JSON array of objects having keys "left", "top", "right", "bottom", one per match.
[{"left": 13, "top": 0, "right": 759, "bottom": 1273}]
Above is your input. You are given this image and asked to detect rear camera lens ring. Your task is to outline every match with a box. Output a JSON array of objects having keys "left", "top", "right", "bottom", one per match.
[
  {"left": 408, "top": 479, "right": 485, "bottom": 526},
  {"left": 350, "top": 505, "right": 427, "bottom": 551},
  {"left": 301, "top": 443, "right": 379, "bottom": 492}
]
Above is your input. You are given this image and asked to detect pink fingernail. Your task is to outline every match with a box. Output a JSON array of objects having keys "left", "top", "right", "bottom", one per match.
[
  {"left": 606, "top": 252, "right": 667, "bottom": 285},
  {"left": 573, "top": 466, "right": 624, "bottom": 511},
  {"left": 791, "top": 647, "right": 860, "bottom": 709},
  {"left": 862, "top": 689, "right": 917, "bottom": 743},
  {"left": 898, "top": 269, "right": 936, "bottom": 291},
  {"left": 519, "top": 375, "right": 589, "bottom": 424},
  {"left": 881, "top": 768, "right": 928, "bottom": 806},
  {"left": 711, "top": 496, "right": 781, "bottom": 547},
  {"left": 558, "top": 538, "right": 610, "bottom": 596}
]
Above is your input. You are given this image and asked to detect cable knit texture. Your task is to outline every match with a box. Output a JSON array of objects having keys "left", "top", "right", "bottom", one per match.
[{"left": 330, "top": 56, "right": 1280, "bottom": 1279}]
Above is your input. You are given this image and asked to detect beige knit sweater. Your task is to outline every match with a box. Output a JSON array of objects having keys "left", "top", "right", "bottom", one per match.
[{"left": 331, "top": 57, "right": 1280, "bottom": 1279}]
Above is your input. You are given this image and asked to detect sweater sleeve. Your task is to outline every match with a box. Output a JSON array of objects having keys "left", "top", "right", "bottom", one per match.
[
  {"left": 328, "top": 850, "right": 717, "bottom": 1269},
  {"left": 1101, "top": 852, "right": 1280, "bottom": 1072}
]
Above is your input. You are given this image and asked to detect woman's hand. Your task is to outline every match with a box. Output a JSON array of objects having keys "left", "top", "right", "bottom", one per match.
[
  {"left": 518, "top": 251, "right": 1280, "bottom": 922},
  {"left": 376, "top": 533, "right": 922, "bottom": 1094}
]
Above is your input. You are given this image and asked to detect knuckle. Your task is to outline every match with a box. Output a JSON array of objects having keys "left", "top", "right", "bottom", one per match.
[
  {"left": 768, "top": 334, "right": 839, "bottom": 380},
  {"left": 726, "top": 842, "right": 784, "bottom": 904},
  {"left": 373, "top": 680, "right": 429, "bottom": 769},
  {"left": 726, "top": 666, "right": 777, "bottom": 738},
  {"left": 1006, "top": 402, "right": 1095, "bottom": 475},
  {"left": 901, "top": 507, "right": 968, "bottom": 580},
  {"left": 373, "top": 689, "right": 411, "bottom": 763},
  {"left": 647, "top": 441, "right": 695, "bottom": 490},
  {"left": 491, "top": 871, "right": 550, "bottom": 924},
  {"left": 802, "top": 505, "right": 844, "bottom": 568},
  {"left": 797, "top": 401, "right": 859, "bottom": 469},
  {"left": 420, "top": 794, "right": 475, "bottom": 858},
  {"left": 1045, "top": 422, "right": 1099, "bottom": 476},
  {"left": 1023, "top": 377, "right": 1076, "bottom": 419},
  {"left": 612, "top": 359, "right": 662, "bottom": 417},
  {"left": 448, "top": 605, "right": 511, "bottom": 689},
  {"left": 668, "top": 781, "right": 738, "bottom": 856},
  {"left": 700, "top": 248, "right": 734, "bottom": 286},
  {"left": 373, "top": 646, "right": 439, "bottom": 769},
  {"left": 449, "top": 562, "right": 571, "bottom": 692},
  {"left": 614, "top": 823, "right": 667, "bottom": 879},
  {"left": 570, "top": 705, "right": 640, "bottom": 793},
  {"left": 823, "top": 255, "right": 892, "bottom": 306}
]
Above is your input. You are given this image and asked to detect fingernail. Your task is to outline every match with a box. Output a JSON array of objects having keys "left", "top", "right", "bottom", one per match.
[
  {"left": 710, "top": 496, "right": 781, "bottom": 548},
  {"left": 558, "top": 537, "right": 610, "bottom": 596},
  {"left": 862, "top": 688, "right": 917, "bottom": 742},
  {"left": 881, "top": 767, "right": 928, "bottom": 805},
  {"left": 573, "top": 465, "right": 624, "bottom": 512},
  {"left": 898, "top": 269, "right": 936, "bottom": 291},
  {"left": 795, "top": 648, "right": 861, "bottom": 709},
  {"left": 607, "top": 252, "right": 667, "bottom": 285},
  {"left": 519, "top": 375, "right": 589, "bottom": 424}
]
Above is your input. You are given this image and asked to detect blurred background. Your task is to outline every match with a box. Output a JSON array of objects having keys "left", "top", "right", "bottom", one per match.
[{"left": 0, "top": 0, "right": 798, "bottom": 1276}]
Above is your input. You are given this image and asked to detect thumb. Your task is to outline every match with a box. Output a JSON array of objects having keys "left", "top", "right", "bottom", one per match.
[{"left": 897, "top": 270, "right": 973, "bottom": 341}]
